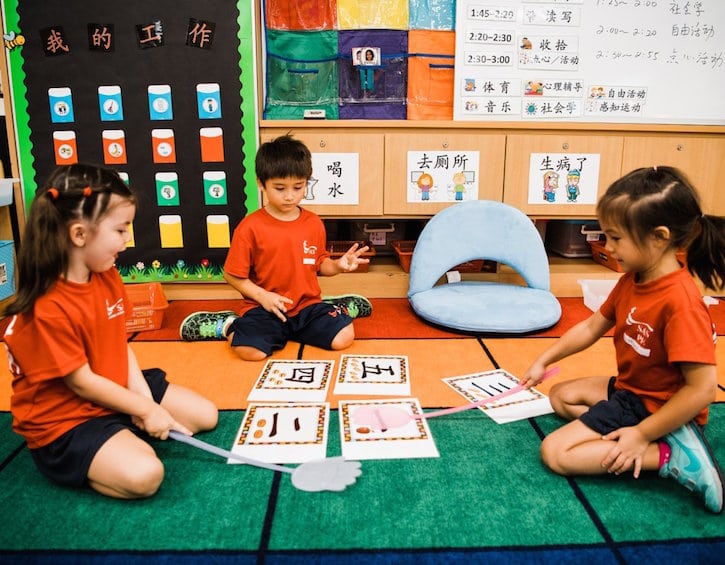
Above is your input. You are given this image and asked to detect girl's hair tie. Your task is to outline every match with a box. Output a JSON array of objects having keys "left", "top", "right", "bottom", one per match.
[
  {"left": 82, "top": 186, "right": 92, "bottom": 197},
  {"left": 47, "top": 187, "right": 59, "bottom": 200}
]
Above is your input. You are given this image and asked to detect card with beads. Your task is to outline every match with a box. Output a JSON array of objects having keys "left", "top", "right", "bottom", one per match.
[
  {"left": 229, "top": 402, "right": 329, "bottom": 464},
  {"left": 247, "top": 360, "right": 335, "bottom": 402}
]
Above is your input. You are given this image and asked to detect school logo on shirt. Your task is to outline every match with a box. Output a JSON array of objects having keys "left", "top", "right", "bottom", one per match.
[
  {"left": 302, "top": 240, "right": 317, "bottom": 265},
  {"left": 4, "top": 343, "right": 21, "bottom": 378},
  {"left": 106, "top": 297, "right": 125, "bottom": 320},
  {"left": 623, "top": 307, "right": 653, "bottom": 357}
]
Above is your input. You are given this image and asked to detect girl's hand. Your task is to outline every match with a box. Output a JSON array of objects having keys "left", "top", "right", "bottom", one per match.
[
  {"left": 136, "top": 403, "right": 192, "bottom": 440},
  {"left": 600, "top": 426, "right": 649, "bottom": 478},
  {"left": 521, "top": 362, "right": 547, "bottom": 389},
  {"left": 258, "top": 290, "right": 294, "bottom": 322},
  {"left": 337, "top": 243, "right": 370, "bottom": 273}
]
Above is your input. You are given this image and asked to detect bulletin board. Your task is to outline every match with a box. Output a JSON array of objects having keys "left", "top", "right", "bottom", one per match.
[
  {"left": 1, "top": 0, "right": 258, "bottom": 283},
  {"left": 453, "top": 0, "right": 725, "bottom": 125}
]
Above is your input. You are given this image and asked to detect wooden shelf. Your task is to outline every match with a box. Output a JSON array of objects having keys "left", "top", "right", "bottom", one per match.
[
  {"left": 318, "top": 257, "right": 411, "bottom": 298},
  {"left": 160, "top": 282, "right": 239, "bottom": 301},
  {"left": 261, "top": 119, "right": 725, "bottom": 135},
  {"left": 161, "top": 255, "right": 625, "bottom": 301}
]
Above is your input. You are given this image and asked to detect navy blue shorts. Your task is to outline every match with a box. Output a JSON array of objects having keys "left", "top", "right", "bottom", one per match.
[
  {"left": 29, "top": 368, "right": 169, "bottom": 488},
  {"left": 228, "top": 302, "right": 353, "bottom": 355},
  {"left": 579, "top": 376, "right": 651, "bottom": 435}
]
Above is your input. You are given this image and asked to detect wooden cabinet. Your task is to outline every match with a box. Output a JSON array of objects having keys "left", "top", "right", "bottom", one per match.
[
  {"left": 383, "top": 132, "right": 505, "bottom": 215},
  {"left": 621, "top": 135, "right": 725, "bottom": 216},
  {"left": 260, "top": 124, "right": 725, "bottom": 221},
  {"left": 257, "top": 121, "right": 725, "bottom": 298},
  {"left": 503, "top": 133, "right": 624, "bottom": 217},
  {"left": 261, "top": 127, "right": 506, "bottom": 217},
  {"left": 259, "top": 130, "right": 384, "bottom": 216}
]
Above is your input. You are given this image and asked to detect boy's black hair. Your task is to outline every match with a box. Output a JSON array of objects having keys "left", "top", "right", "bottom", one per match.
[{"left": 255, "top": 135, "right": 313, "bottom": 184}]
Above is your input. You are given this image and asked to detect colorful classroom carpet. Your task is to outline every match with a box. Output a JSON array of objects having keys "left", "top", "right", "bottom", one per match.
[
  {"left": 2, "top": 333, "right": 724, "bottom": 562},
  {"left": 1, "top": 299, "right": 724, "bottom": 562},
  {"left": 0, "top": 406, "right": 723, "bottom": 563}
]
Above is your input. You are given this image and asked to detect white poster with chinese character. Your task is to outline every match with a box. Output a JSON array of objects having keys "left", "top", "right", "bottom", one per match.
[
  {"left": 527, "top": 152, "right": 600, "bottom": 205},
  {"left": 306, "top": 153, "right": 359, "bottom": 205},
  {"left": 406, "top": 151, "right": 480, "bottom": 203}
]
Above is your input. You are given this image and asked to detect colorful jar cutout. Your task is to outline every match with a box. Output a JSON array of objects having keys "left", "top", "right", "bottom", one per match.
[
  {"left": 203, "top": 171, "right": 228, "bottom": 205},
  {"left": 196, "top": 83, "right": 222, "bottom": 119},
  {"left": 148, "top": 84, "right": 173, "bottom": 120},
  {"left": 102, "top": 130, "right": 127, "bottom": 164},
  {"left": 48, "top": 87, "right": 74, "bottom": 123},
  {"left": 53, "top": 131, "right": 78, "bottom": 165},
  {"left": 98, "top": 85, "right": 124, "bottom": 121}
]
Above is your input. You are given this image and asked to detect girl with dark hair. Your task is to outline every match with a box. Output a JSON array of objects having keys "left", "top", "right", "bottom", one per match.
[
  {"left": 4, "top": 164, "right": 217, "bottom": 499},
  {"left": 523, "top": 166, "right": 725, "bottom": 513}
]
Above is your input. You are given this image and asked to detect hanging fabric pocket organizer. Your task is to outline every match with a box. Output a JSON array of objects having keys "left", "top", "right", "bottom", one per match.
[
  {"left": 264, "top": 0, "right": 338, "bottom": 31},
  {"left": 338, "top": 30, "right": 408, "bottom": 119},
  {"left": 337, "top": 0, "right": 409, "bottom": 30},
  {"left": 407, "top": 0, "right": 456, "bottom": 31},
  {"left": 406, "top": 30, "right": 455, "bottom": 120},
  {"left": 264, "top": 29, "right": 340, "bottom": 120}
]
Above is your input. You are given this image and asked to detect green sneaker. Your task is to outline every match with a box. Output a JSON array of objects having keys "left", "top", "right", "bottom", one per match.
[
  {"left": 180, "top": 311, "right": 237, "bottom": 341},
  {"left": 323, "top": 294, "right": 372, "bottom": 319},
  {"left": 659, "top": 422, "right": 724, "bottom": 513}
]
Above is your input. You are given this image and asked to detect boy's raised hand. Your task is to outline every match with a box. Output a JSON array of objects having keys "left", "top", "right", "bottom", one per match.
[{"left": 337, "top": 243, "right": 370, "bottom": 273}]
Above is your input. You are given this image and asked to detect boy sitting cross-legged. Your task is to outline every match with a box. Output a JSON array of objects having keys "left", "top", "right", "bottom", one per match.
[{"left": 180, "top": 135, "right": 372, "bottom": 361}]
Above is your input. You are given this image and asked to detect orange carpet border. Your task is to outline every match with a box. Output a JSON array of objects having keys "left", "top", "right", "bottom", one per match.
[
  {"left": 2, "top": 336, "right": 722, "bottom": 411},
  {"left": 128, "top": 338, "right": 489, "bottom": 410}
]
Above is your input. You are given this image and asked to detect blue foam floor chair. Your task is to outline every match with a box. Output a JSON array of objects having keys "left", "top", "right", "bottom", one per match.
[{"left": 407, "top": 200, "right": 562, "bottom": 333}]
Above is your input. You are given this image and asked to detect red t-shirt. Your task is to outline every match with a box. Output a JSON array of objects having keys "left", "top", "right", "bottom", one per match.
[
  {"left": 4, "top": 269, "right": 130, "bottom": 448},
  {"left": 600, "top": 267, "right": 716, "bottom": 425},
  {"left": 224, "top": 207, "right": 331, "bottom": 317}
]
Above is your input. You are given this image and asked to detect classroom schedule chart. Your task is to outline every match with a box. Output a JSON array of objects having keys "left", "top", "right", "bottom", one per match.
[{"left": 453, "top": 0, "right": 725, "bottom": 125}]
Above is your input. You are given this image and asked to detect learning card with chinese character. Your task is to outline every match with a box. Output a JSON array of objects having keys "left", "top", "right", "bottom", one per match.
[
  {"left": 333, "top": 355, "right": 410, "bottom": 396},
  {"left": 443, "top": 369, "right": 553, "bottom": 424},
  {"left": 247, "top": 359, "right": 335, "bottom": 402},
  {"left": 230, "top": 402, "right": 329, "bottom": 464},
  {"left": 338, "top": 399, "right": 439, "bottom": 460}
]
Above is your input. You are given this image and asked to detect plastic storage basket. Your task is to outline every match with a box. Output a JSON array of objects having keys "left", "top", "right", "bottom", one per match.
[
  {"left": 391, "top": 240, "right": 490, "bottom": 273},
  {"left": 578, "top": 278, "right": 618, "bottom": 312},
  {"left": 546, "top": 220, "right": 603, "bottom": 258},
  {"left": 588, "top": 240, "right": 624, "bottom": 272},
  {"left": 124, "top": 283, "right": 169, "bottom": 332}
]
